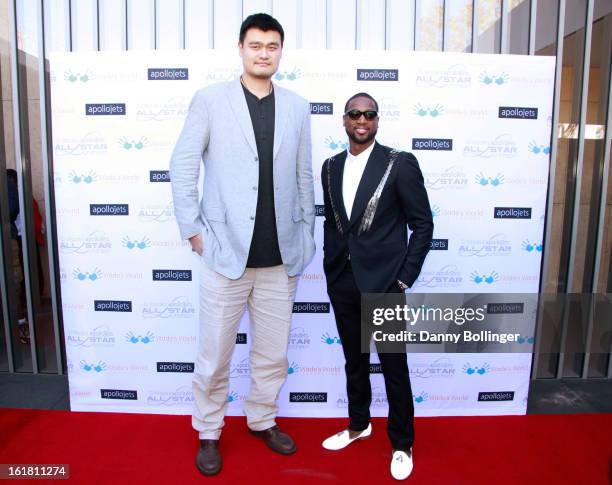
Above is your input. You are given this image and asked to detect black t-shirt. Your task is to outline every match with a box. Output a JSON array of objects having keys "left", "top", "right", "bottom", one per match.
[{"left": 242, "top": 84, "right": 283, "bottom": 268}]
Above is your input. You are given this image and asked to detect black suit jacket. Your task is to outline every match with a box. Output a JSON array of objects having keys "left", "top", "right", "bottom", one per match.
[{"left": 321, "top": 142, "right": 433, "bottom": 293}]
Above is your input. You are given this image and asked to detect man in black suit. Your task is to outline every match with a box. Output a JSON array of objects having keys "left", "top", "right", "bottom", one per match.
[{"left": 320, "top": 92, "right": 433, "bottom": 480}]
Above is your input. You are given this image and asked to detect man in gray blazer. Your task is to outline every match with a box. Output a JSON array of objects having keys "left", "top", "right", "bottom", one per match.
[{"left": 170, "top": 13, "right": 315, "bottom": 476}]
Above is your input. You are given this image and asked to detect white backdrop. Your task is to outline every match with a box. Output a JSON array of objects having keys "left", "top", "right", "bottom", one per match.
[{"left": 50, "top": 50, "right": 555, "bottom": 416}]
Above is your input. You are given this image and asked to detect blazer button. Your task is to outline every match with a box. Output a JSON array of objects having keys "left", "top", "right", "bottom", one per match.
[
  {"left": 254, "top": 156, "right": 258, "bottom": 162},
  {"left": 252, "top": 186, "right": 257, "bottom": 191},
  {"left": 250, "top": 215, "right": 255, "bottom": 220}
]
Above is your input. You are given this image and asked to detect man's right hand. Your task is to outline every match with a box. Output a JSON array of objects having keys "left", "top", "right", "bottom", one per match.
[{"left": 189, "top": 233, "right": 204, "bottom": 256}]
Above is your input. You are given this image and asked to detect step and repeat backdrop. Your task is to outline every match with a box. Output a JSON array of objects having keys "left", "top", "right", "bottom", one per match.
[{"left": 50, "top": 50, "right": 555, "bottom": 416}]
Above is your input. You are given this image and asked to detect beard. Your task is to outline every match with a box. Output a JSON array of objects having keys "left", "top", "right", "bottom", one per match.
[{"left": 347, "top": 129, "right": 377, "bottom": 146}]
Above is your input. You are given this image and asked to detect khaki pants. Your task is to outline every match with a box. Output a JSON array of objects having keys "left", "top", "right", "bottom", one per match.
[{"left": 192, "top": 261, "right": 298, "bottom": 439}]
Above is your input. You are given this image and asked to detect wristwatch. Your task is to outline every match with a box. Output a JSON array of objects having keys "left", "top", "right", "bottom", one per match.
[{"left": 396, "top": 280, "right": 409, "bottom": 291}]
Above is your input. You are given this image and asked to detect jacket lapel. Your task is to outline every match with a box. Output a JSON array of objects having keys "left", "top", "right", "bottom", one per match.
[
  {"left": 226, "top": 78, "right": 258, "bottom": 156},
  {"left": 273, "top": 84, "right": 288, "bottom": 160},
  {"left": 331, "top": 150, "right": 350, "bottom": 230},
  {"left": 347, "top": 142, "right": 387, "bottom": 231}
]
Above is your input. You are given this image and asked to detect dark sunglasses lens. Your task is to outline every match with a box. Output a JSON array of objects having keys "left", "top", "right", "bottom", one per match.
[{"left": 347, "top": 110, "right": 378, "bottom": 120}]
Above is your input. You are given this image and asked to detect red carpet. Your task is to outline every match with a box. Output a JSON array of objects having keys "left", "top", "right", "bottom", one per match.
[{"left": 1, "top": 409, "right": 611, "bottom": 484}]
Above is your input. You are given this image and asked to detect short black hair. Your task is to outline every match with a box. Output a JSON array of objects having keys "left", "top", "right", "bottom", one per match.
[
  {"left": 344, "top": 92, "right": 379, "bottom": 113},
  {"left": 239, "top": 13, "right": 284, "bottom": 45}
]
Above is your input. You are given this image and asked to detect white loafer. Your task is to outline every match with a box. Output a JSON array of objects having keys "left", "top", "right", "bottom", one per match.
[
  {"left": 390, "top": 449, "right": 413, "bottom": 480},
  {"left": 321, "top": 423, "right": 372, "bottom": 450}
]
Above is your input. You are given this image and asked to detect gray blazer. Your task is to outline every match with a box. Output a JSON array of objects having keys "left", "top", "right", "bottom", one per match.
[{"left": 170, "top": 77, "right": 315, "bottom": 279}]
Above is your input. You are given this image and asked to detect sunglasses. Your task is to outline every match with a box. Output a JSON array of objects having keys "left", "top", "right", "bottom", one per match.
[{"left": 344, "top": 109, "right": 378, "bottom": 120}]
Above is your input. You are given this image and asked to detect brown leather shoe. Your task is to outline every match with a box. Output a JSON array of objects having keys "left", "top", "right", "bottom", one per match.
[
  {"left": 249, "top": 425, "right": 296, "bottom": 455},
  {"left": 196, "top": 439, "right": 222, "bottom": 476}
]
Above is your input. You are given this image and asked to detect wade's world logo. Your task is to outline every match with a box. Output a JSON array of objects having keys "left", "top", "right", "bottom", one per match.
[
  {"left": 68, "top": 170, "right": 97, "bottom": 185},
  {"left": 324, "top": 136, "right": 349, "bottom": 152},
  {"left": 119, "top": 136, "right": 148, "bottom": 151},
  {"left": 479, "top": 72, "right": 509, "bottom": 86},
  {"left": 469, "top": 270, "right": 500, "bottom": 285},
  {"left": 72, "top": 267, "right": 102, "bottom": 282},
  {"left": 64, "top": 69, "right": 93, "bottom": 83},
  {"left": 528, "top": 140, "right": 550, "bottom": 156},
  {"left": 413, "top": 103, "right": 444, "bottom": 118},
  {"left": 125, "top": 331, "right": 155, "bottom": 345},
  {"left": 274, "top": 67, "right": 302, "bottom": 81},
  {"left": 122, "top": 236, "right": 151, "bottom": 250},
  {"left": 475, "top": 172, "right": 504, "bottom": 187},
  {"left": 522, "top": 239, "right": 542, "bottom": 253}
]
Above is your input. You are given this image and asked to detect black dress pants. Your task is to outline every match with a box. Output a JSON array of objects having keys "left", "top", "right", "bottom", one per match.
[{"left": 327, "top": 261, "right": 414, "bottom": 451}]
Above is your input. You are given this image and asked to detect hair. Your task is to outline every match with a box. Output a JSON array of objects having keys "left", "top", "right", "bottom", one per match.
[
  {"left": 6, "top": 169, "right": 17, "bottom": 183},
  {"left": 344, "top": 92, "right": 379, "bottom": 113},
  {"left": 239, "top": 13, "right": 285, "bottom": 45}
]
